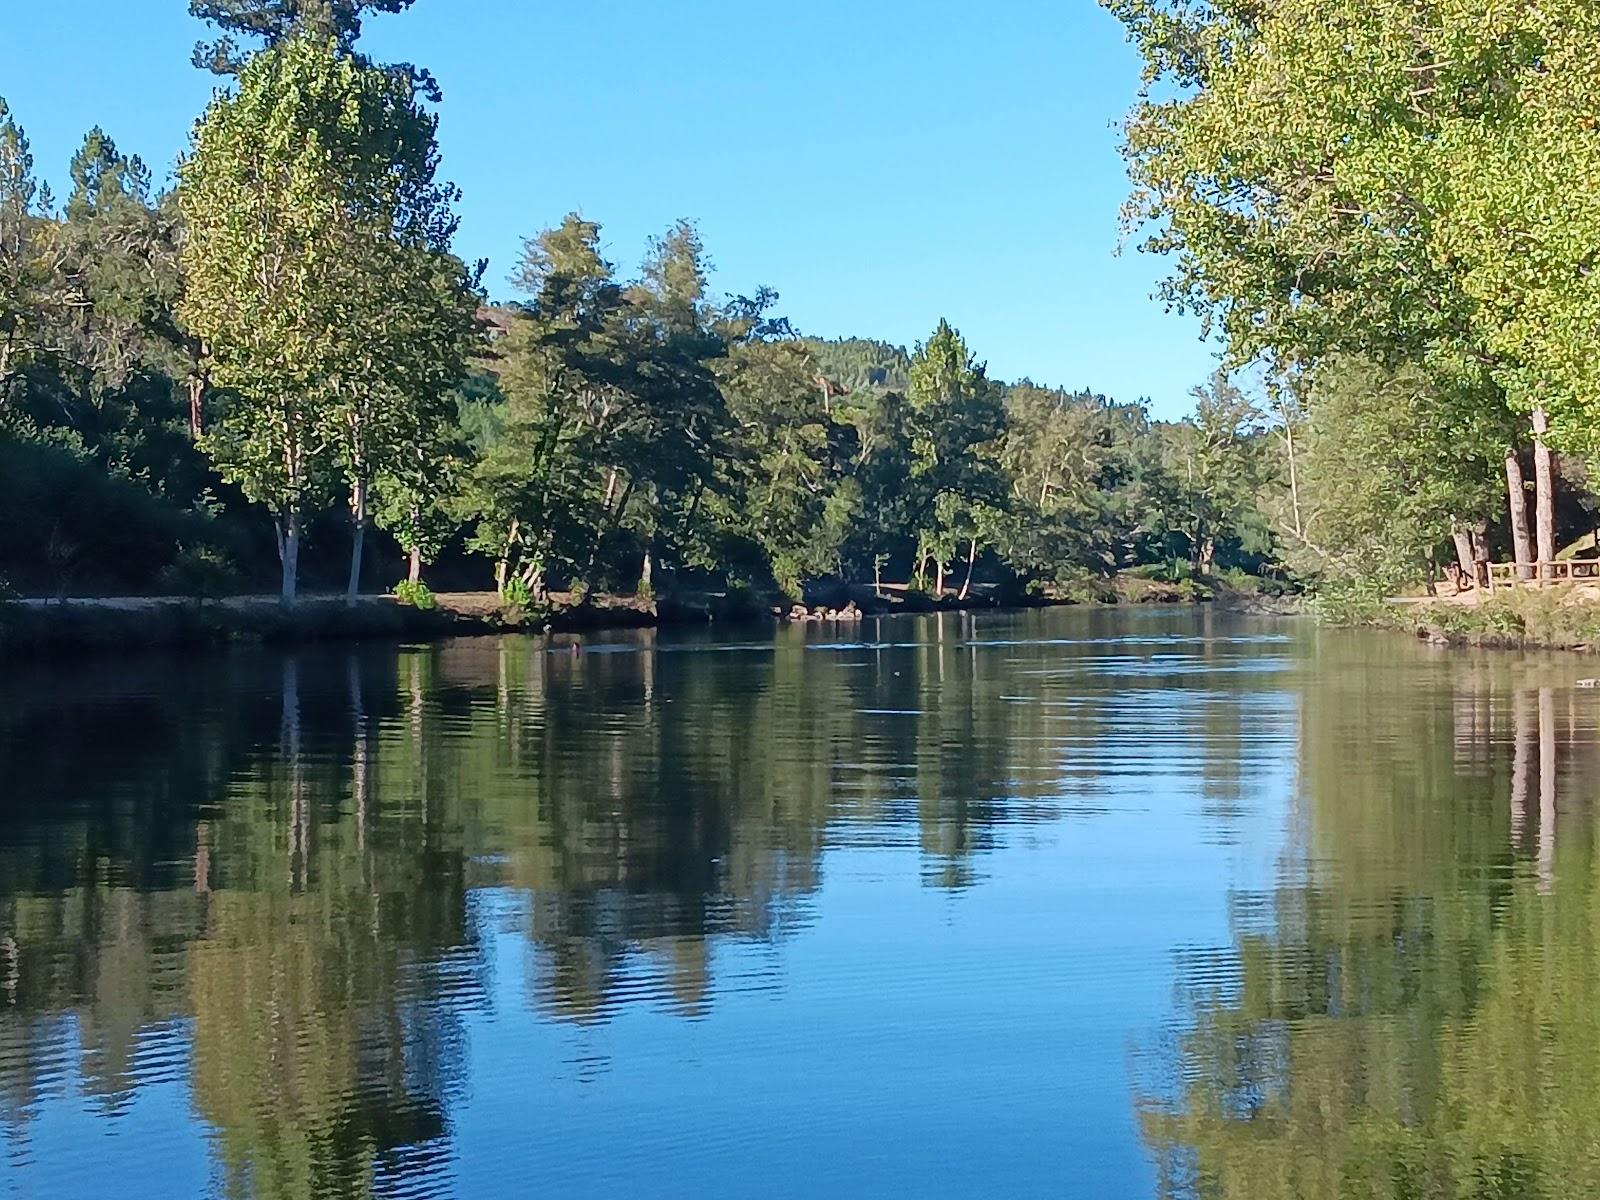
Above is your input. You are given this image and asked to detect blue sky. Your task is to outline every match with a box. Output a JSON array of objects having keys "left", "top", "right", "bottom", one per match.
[{"left": 0, "top": 0, "right": 1218, "bottom": 415}]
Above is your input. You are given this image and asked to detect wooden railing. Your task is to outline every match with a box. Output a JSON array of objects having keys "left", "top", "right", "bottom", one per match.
[{"left": 1479, "top": 558, "right": 1600, "bottom": 590}]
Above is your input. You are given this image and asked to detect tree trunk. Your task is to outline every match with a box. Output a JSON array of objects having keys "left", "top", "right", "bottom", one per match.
[
  {"left": 958, "top": 538, "right": 978, "bottom": 601},
  {"left": 1506, "top": 451, "right": 1533, "bottom": 579},
  {"left": 279, "top": 511, "right": 301, "bottom": 608},
  {"left": 1451, "top": 528, "right": 1477, "bottom": 587},
  {"left": 934, "top": 559, "right": 945, "bottom": 599},
  {"left": 187, "top": 374, "right": 206, "bottom": 442},
  {"left": 640, "top": 549, "right": 653, "bottom": 596},
  {"left": 408, "top": 546, "right": 422, "bottom": 585},
  {"left": 1189, "top": 522, "right": 1207, "bottom": 575},
  {"left": 1470, "top": 522, "right": 1490, "bottom": 570},
  {"left": 1532, "top": 409, "right": 1556, "bottom": 579},
  {"left": 1283, "top": 421, "right": 1304, "bottom": 539},
  {"left": 496, "top": 518, "right": 520, "bottom": 596},
  {"left": 346, "top": 478, "right": 368, "bottom": 601},
  {"left": 1198, "top": 537, "right": 1216, "bottom": 576}
]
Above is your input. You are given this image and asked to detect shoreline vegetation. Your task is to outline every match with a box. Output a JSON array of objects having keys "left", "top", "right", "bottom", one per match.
[
  {"left": 0, "top": 572, "right": 1294, "bottom": 658},
  {"left": 0, "top": 4, "right": 1317, "bottom": 635},
  {"left": 1376, "top": 585, "right": 1600, "bottom": 656},
  {"left": 6, "top": 2, "right": 1599, "bottom": 651}
]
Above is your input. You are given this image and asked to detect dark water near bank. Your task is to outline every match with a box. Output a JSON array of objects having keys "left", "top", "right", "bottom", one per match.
[{"left": 0, "top": 608, "right": 1595, "bottom": 1198}]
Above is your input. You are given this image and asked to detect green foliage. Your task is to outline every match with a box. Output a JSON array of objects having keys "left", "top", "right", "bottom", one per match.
[
  {"left": 1410, "top": 591, "right": 1600, "bottom": 649},
  {"left": 160, "top": 544, "right": 238, "bottom": 602},
  {"left": 392, "top": 578, "right": 437, "bottom": 610},
  {"left": 179, "top": 35, "right": 476, "bottom": 603},
  {"left": 1307, "top": 578, "right": 1392, "bottom": 627},
  {"left": 1293, "top": 357, "right": 1504, "bottom": 591},
  {"left": 1, "top": 17, "right": 1343, "bottom": 611},
  {"left": 189, "top": 0, "right": 439, "bottom": 100},
  {"left": 1105, "top": 0, "right": 1600, "bottom": 599},
  {"left": 498, "top": 575, "right": 534, "bottom": 609},
  {"left": 804, "top": 337, "right": 911, "bottom": 394}
]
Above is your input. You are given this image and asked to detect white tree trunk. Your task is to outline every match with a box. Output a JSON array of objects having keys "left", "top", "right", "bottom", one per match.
[
  {"left": 346, "top": 478, "right": 368, "bottom": 601},
  {"left": 1506, "top": 451, "right": 1533, "bottom": 579},
  {"left": 1451, "top": 529, "right": 1477, "bottom": 587},
  {"left": 279, "top": 511, "right": 302, "bottom": 607},
  {"left": 1532, "top": 409, "right": 1556, "bottom": 579}
]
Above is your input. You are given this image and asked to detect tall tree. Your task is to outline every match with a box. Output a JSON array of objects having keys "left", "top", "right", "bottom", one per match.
[
  {"left": 0, "top": 99, "right": 59, "bottom": 410},
  {"left": 1161, "top": 371, "right": 1265, "bottom": 576},
  {"left": 190, "top": 0, "right": 439, "bottom": 98},
  {"left": 904, "top": 320, "right": 1005, "bottom": 596},
  {"left": 1106, "top": 0, "right": 1531, "bottom": 578},
  {"left": 465, "top": 216, "right": 630, "bottom": 598},
  {"left": 180, "top": 36, "right": 464, "bottom": 604}
]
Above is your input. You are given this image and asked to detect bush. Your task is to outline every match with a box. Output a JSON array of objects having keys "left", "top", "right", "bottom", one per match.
[
  {"left": 1309, "top": 578, "right": 1391, "bottom": 625},
  {"left": 159, "top": 545, "right": 238, "bottom": 603},
  {"left": 393, "top": 579, "right": 437, "bottom": 610},
  {"left": 1050, "top": 567, "right": 1120, "bottom": 604}
]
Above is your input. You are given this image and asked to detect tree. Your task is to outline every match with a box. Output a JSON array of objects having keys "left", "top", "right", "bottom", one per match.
[
  {"left": 1292, "top": 357, "right": 1506, "bottom": 592},
  {"left": 0, "top": 99, "right": 60, "bottom": 410},
  {"left": 189, "top": 0, "right": 438, "bottom": 98},
  {"left": 904, "top": 320, "right": 1005, "bottom": 596},
  {"left": 1160, "top": 371, "right": 1266, "bottom": 576},
  {"left": 623, "top": 220, "right": 734, "bottom": 587},
  {"left": 465, "top": 216, "right": 630, "bottom": 598},
  {"left": 710, "top": 292, "right": 850, "bottom": 597},
  {"left": 56, "top": 129, "right": 173, "bottom": 409},
  {"left": 180, "top": 36, "right": 465, "bottom": 604},
  {"left": 997, "top": 383, "right": 1163, "bottom": 580},
  {"left": 1105, "top": 0, "right": 1539, "bottom": 575}
]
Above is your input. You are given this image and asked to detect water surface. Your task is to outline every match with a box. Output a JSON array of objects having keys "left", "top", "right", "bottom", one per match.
[{"left": 0, "top": 608, "right": 1593, "bottom": 1198}]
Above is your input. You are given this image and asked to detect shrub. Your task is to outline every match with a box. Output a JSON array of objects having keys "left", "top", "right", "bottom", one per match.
[
  {"left": 1052, "top": 567, "right": 1120, "bottom": 604},
  {"left": 1310, "top": 578, "right": 1390, "bottom": 626},
  {"left": 158, "top": 545, "right": 238, "bottom": 604},
  {"left": 500, "top": 575, "right": 534, "bottom": 609},
  {"left": 393, "top": 579, "right": 437, "bottom": 610}
]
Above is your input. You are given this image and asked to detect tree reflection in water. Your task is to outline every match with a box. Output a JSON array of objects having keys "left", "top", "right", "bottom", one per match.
[
  {"left": 5, "top": 610, "right": 1186, "bottom": 1196},
  {"left": 1144, "top": 644, "right": 1600, "bottom": 1200}
]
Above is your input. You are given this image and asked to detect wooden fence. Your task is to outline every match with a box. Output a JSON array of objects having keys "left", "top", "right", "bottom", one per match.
[{"left": 1479, "top": 558, "right": 1600, "bottom": 590}]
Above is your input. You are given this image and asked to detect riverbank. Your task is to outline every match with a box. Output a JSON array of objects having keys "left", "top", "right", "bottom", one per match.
[
  {"left": 1385, "top": 584, "right": 1600, "bottom": 652},
  {"left": 0, "top": 573, "right": 1295, "bottom": 658},
  {"left": 0, "top": 590, "right": 676, "bottom": 658}
]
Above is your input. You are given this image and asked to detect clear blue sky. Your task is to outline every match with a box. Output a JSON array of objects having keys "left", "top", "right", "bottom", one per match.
[{"left": 0, "top": 0, "right": 1218, "bottom": 415}]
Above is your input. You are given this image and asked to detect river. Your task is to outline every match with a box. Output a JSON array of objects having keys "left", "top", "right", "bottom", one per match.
[{"left": 0, "top": 607, "right": 1592, "bottom": 1198}]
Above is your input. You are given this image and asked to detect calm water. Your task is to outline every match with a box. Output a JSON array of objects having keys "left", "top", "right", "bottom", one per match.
[{"left": 0, "top": 607, "right": 1594, "bottom": 1198}]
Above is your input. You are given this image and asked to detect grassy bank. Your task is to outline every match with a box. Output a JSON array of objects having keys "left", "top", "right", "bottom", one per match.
[{"left": 1378, "top": 585, "right": 1600, "bottom": 652}]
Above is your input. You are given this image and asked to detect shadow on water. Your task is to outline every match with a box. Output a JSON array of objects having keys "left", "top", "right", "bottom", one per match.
[{"left": 7, "top": 608, "right": 1584, "bottom": 1197}]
